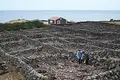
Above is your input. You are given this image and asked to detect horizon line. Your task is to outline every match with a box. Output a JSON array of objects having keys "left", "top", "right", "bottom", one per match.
[{"left": 0, "top": 10, "right": 120, "bottom": 11}]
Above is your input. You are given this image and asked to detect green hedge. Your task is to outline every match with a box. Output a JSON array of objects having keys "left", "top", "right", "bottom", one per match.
[{"left": 0, "top": 20, "right": 45, "bottom": 32}]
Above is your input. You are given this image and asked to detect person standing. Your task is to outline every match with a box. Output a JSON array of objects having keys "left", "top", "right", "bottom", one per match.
[
  {"left": 76, "top": 50, "right": 84, "bottom": 64},
  {"left": 84, "top": 52, "right": 89, "bottom": 65}
]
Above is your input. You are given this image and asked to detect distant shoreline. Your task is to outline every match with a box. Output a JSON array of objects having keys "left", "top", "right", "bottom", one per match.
[
  {"left": 0, "top": 18, "right": 120, "bottom": 26},
  {"left": 1, "top": 10, "right": 120, "bottom": 23}
]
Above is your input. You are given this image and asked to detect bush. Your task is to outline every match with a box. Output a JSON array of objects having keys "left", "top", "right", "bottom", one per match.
[
  {"left": 0, "top": 20, "right": 45, "bottom": 32},
  {"left": 110, "top": 19, "right": 113, "bottom": 22}
]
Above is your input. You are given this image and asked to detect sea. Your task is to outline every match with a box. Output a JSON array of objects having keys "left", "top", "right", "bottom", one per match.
[{"left": 0, "top": 10, "right": 120, "bottom": 23}]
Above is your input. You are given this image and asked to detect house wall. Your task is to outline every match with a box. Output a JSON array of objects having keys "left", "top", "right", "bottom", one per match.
[
  {"left": 56, "top": 18, "right": 66, "bottom": 25},
  {"left": 60, "top": 18, "right": 67, "bottom": 24},
  {"left": 56, "top": 20, "right": 61, "bottom": 24}
]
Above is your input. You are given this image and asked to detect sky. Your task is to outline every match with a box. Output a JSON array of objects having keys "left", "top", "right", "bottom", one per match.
[{"left": 0, "top": 0, "right": 120, "bottom": 10}]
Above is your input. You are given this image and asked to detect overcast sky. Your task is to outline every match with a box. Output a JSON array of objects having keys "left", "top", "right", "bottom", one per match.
[{"left": 0, "top": 0, "right": 120, "bottom": 10}]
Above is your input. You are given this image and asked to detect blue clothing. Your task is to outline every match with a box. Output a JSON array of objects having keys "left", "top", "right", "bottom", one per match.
[{"left": 76, "top": 51, "right": 83, "bottom": 59}]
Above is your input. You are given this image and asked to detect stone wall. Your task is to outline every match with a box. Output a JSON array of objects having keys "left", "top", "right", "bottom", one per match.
[
  {"left": 0, "top": 61, "right": 8, "bottom": 75},
  {"left": 0, "top": 48, "right": 48, "bottom": 80},
  {"left": 87, "top": 67, "right": 120, "bottom": 80}
]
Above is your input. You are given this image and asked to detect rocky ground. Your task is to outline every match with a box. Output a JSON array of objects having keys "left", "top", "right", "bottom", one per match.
[
  {"left": 0, "top": 61, "right": 8, "bottom": 75},
  {"left": 0, "top": 22, "right": 120, "bottom": 80}
]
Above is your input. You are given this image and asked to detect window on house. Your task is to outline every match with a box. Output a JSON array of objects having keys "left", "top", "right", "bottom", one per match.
[
  {"left": 50, "top": 20, "right": 53, "bottom": 24},
  {"left": 57, "top": 20, "right": 60, "bottom": 24}
]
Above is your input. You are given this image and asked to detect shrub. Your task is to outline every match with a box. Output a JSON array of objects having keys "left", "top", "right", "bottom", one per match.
[
  {"left": 110, "top": 19, "right": 113, "bottom": 22},
  {"left": 0, "top": 20, "right": 45, "bottom": 32}
]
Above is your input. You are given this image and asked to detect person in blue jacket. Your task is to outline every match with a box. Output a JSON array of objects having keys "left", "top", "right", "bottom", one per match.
[{"left": 76, "top": 50, "right": 84, "bottom": 64}]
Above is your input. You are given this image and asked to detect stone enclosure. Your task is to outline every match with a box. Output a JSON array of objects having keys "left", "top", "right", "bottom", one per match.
[{"left": 0, "top": 22, "right": 120, "bottom": 80}]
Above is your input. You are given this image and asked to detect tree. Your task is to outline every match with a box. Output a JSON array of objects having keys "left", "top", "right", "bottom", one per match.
[{"left": 110, "top": 19, "right": 114, "bottom": 22}]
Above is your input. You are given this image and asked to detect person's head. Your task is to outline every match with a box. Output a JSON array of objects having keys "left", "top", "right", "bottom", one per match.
[
  {"left": 82, "top": 47, "right": 86, "bottom": 51},
  {"left": 82, "top": 47, "right": 86, "bottom": 53}
]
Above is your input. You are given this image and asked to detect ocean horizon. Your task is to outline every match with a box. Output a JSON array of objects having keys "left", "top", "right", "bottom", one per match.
[{"left": 0, "top": 10, "right": 120, "bottom": 22}]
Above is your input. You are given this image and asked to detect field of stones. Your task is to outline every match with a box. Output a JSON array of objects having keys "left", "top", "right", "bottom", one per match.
[{"left": 0, "top": 22, "right": 120, "bottom": 80}]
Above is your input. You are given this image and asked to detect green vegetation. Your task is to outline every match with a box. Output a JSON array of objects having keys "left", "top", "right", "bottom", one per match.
[
  {"left": 0, "top": 20, "right": 45, "bottom": 32},
  {"left": 110, "top": 19, "right": 114, "bottom": 22},
  {"left": 110, "top": 19, "right": 120, "bottom": 22}
]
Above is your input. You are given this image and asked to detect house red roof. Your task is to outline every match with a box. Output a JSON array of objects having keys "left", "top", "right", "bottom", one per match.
[{"left": 48, "top": 17, "right": 61, "bottom": 20}]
